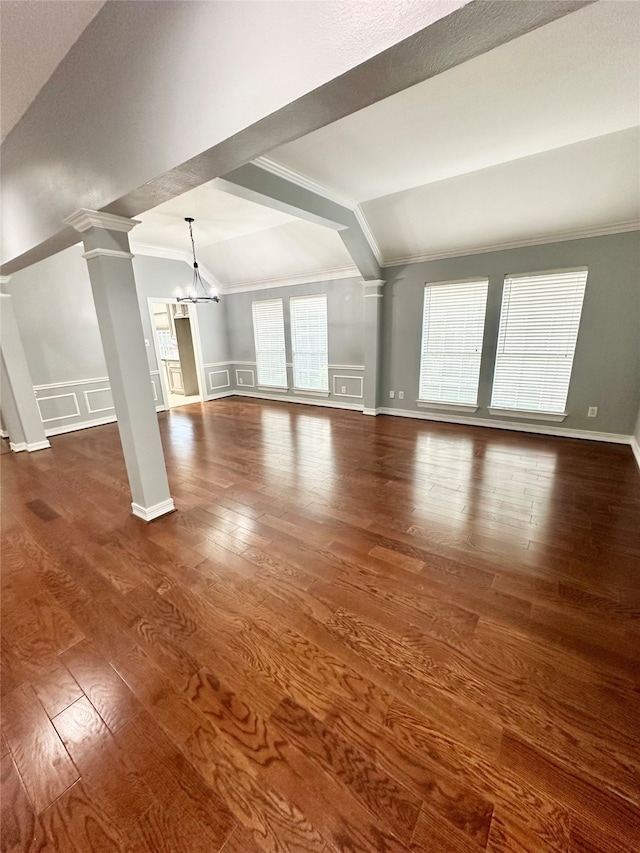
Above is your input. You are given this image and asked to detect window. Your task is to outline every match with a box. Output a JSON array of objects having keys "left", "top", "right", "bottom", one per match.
[
  {"left": 418, "top": 279, "right": 489, "bottom": 407},
  {"left": 491, "top": 269, "right": 587, "bottom": 414},
  {"left": 252, "top": 299, "right": 287, "bottom": 388},
  {"left": 290, "top": 294, "right": 329, "bottom": 392}
]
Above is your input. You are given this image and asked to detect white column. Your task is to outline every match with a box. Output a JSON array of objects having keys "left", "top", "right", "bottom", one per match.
[
  {"left": 362, "top": 279, "right": 385, "bottom": 415},
  {"left": 0, "top": 277, "right": 50, "bottom": 452},
  {"left": 64, "top": 210, "right": 175, "bottom": 521}
]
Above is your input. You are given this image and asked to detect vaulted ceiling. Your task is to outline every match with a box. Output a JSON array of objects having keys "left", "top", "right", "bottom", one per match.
[
  {"left": 134, "top": 1, "right": 640, "bottom": 288},
  {"left": 0, "top": 0, "right": 106, "bottom": 140},
  {"left": 3, "top": 1, "right": 639, "bottom": 288}
]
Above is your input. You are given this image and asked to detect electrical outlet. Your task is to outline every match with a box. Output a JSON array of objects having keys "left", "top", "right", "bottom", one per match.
[
  {"left": 144, "top": 339, "right": 150, "bottom": 347},
  {"left": 587, "top": 406, "right": 598, "bottom": 418},
  {"left": 398, "top": 391, "right": 404, "bottom": 400},
  {"left": 341, "top": 385, "right": 346, "bottom": 394},
  {"left": 239, "top": 377, "right": 244, "bottom": 385},
  {"left": 389, "top": 390, "right": 395, "bottom": 399}
]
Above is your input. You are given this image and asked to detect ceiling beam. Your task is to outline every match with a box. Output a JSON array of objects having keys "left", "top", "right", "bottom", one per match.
[
  {"left": 217, "top": 164, "right": 382, "bottom": 282},
  {"left": 2, "top": 0, "right": 592, "bottom": 274}
]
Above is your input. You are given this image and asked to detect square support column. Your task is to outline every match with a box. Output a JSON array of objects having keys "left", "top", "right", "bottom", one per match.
[
  {"left": 0, "top": 277, "right": 50, "bottom": 452},
  {"left": 362, "top": 280, "right": 385, "bottom": 415},
  {"left": 65, "top": 209, "right": 174, "bottom": 521}
]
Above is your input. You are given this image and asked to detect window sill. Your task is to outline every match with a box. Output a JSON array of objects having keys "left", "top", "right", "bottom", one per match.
[
  {"left": 489, "top": 407, "right": 567, "bottom": 423},
  {"left": 416, "top": 401, "right": 478, "bottom": 413},
  {"left": 293, "top": 389, "right": 330, "bottom": 397},
  {"left": 256, "top": 386, "right": 288, "bottom": 392}
]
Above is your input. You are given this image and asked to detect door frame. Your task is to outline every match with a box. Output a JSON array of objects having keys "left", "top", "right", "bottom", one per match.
[{"left": 146, "top": 297, "right": 207, "bottom": 408}]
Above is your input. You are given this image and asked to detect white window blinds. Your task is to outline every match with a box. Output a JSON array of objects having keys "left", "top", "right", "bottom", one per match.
[
  {"left": 418, "top": 279, "right": 489, "bottom": 406},
  {"left": 252, "top": 299, "right": 287, "bottom": 388},
  {"left": 491, "top": 269, "right": 587, "bottom": 414},
  {"left": 290, "top": 295, "right": 329, "bottom": 392}
]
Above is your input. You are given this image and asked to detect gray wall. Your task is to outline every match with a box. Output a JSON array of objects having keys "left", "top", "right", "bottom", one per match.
[
  {"left": 7, "top": 245, "right": 107, "bottom": 386},
  {"left": 131, "top": 255, "right": 229, "bottom": 372},
  {"left": 224, "top": 277, "right": 365, "bottom": 405},
  {"left": 5, "top": 245, "right": 230, "bottom": 433},
  {"left": 381, "top": 231, "right": 640, "bottom": 435},
  {"left": 5, "top": 230, "right": 640, "bottom": 441}
]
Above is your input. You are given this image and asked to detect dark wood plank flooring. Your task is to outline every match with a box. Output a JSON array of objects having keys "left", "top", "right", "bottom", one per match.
[{"left": 2, "top": 397, "right": 640, "bottom": 852}]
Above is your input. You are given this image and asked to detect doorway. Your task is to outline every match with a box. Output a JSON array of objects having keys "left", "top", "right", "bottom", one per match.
[{"left": 149, "top": 299, "right": 204, "bottom": 409}]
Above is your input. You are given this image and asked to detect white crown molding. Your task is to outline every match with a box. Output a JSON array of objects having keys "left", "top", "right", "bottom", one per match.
[
  {"left": 130, "top": 241, "right": 222, "bottom": 290},
  {"left": 383, "top": 221, "right": 640, "bottom": 267},
  {"left": 252, "top": 157, "right": 383, "bottom": 266},
  {"left": 220, "top": 264, "right": 360, "bottom": 295},
  {"left": 0, "top": 275, "right": 12, "bottom": 285},
  {"left": 354, "top": 206, "right": 383, "bottom": 265},
  {"left": 64, "top": 209, "right": 140, "bottom": 233},
  {"left": 82, "top": 248, "right": 134, "bottom": 261},
  {"left": 252, "top": 157, "right": 356, "bottom": 211},
  {"left": 131, "top": 498, "right": 176, "bottom": 522}
]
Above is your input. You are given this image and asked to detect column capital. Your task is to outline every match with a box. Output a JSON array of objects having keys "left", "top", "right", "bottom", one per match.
[
  {"left": 363, "top": 279, "right": 385, "bottom": 298},
  {"left": 0, "top": 275, "right": 13, "bottom": 293},
  {"left": 64, "top": 209, "right": 140, "bottom": 234}
]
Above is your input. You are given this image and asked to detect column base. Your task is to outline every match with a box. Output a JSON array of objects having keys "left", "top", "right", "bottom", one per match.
[
  {"left": 362, "top": 408, "right": 380, "bottom": 416},
  {"left": 131, "top": 498, "right": 176, "bottom": 522},
  {"left": 10, "top": 439, "right": 51, "bottom": 452}
]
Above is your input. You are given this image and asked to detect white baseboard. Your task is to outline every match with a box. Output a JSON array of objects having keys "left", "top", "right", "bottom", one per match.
[
  {"left": 363, "top": 408, "right": 378, "bottom": 416},
  {"left": 9, "top": 439, "right": 51, "bottom": 453},
  {"left": 44, "top": 414, "right": 117, "bottom": 436},
  {"left": 233, "top": 389, "right": 363, "bottom": 412},
  {"left": 131, "top": 498, "right": 176, "bottom": 522},
  {"left": 0, "top": 429, "right": 9, "bottom": 439},
  {"left": 204, "top": 390, "right": 236, "bottom": 402},
  {"left": 43, "top": 406, "right": 166, "bottom": 437},
  {"left": 375, "top": 406, "right": 633, "bottom": 445},
  {"left": 632, "top": 436, "right": 640, "bottom": 470}
]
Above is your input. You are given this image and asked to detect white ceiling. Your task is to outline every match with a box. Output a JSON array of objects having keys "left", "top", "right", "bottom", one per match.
[
  {"left": 132, "top": 182, "right": 355, "bottom": 288},
  {"left": 3, "top": 1, "right": 638, "bottom": 284},
  {"left": 0, "top": 0, "right": 105, "bottom": 141},
  {"left": 364, "top": 127, "right": 639, "bottom": 264},
  {"left": 267, "top": 1, "right": 640, "bottom": 202},
  {"left": 132, "top": 181, "right": 299, "bottom": 251},
  {"left": 135, "top": 0, "right": 639, "bottom": 285}
]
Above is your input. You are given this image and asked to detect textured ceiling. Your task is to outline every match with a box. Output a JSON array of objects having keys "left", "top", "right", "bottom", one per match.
[
  {"left": 3, "top": 1, "right": 637, "bottom": 285},
  {"left": 267, "top": 1, "right": 640, "bottom": 203},
  {"left": 0, "top": 0, "right": 105, "bottom": 140},
  {"left": 137, "top": 1, "right": 639, "bottom": 284}
]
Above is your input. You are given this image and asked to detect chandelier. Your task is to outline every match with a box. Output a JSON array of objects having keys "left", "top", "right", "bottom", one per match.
[{"left": 177, "top": 217, "right": 220, "bottom": 303}]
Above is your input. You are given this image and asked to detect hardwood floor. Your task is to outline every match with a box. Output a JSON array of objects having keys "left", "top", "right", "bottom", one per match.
[{"left": 1, "top": 397, "right": 639, "bottom": 852}]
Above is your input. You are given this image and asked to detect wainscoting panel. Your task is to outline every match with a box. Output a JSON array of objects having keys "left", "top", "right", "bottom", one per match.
[
  {"left": 332, "top": 374, "right": 364, "bottom": 399},
  {"left": 209, "top": 369, "right": 231, "bottom": 391},
  {"left": 36, "top": 393, "right": 81, "bottom": 422},
  {"left": 235, "top": 368, "right": 256, "bottom": 388},
  {"left": 83, "top": 387, "right": 114, "bottom": 414}
]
